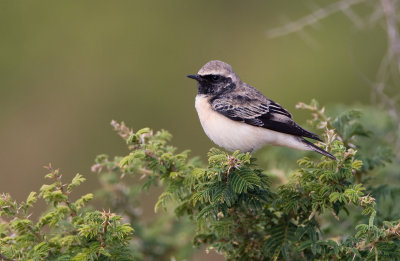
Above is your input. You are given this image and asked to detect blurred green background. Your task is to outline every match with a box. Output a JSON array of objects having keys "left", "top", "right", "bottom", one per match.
[{"left": 0, "top": 0, "right": 384, "bottom": 211}]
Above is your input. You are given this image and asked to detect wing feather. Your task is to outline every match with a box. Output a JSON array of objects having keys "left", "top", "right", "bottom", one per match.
[{"left": 211, "top": 94, "right": 322, "bottom": 141}]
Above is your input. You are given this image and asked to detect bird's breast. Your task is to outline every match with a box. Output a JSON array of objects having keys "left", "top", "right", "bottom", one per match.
[{"left": 195, "top": 95, "right": 267, "bottom": 152}]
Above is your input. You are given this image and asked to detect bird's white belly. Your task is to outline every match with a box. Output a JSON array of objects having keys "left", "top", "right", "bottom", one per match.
[{"left": 195, "top": 95, "right": 307, "bottom": 153}]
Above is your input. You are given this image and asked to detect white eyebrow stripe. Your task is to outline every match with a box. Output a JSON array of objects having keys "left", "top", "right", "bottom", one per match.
[{"left": 198, "top": 69, "right": 234, "bottom": 79}]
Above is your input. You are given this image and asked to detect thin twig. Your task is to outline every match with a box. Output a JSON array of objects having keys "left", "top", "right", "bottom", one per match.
[
  {"left": 380, "top": 0, "right": 400, "bottom": 72},
  {"left": 98, "top": 210, "right": 113, "bottom": 257},
  {"left": 267, "top": 0, "right": 366, "bottom": 38}
]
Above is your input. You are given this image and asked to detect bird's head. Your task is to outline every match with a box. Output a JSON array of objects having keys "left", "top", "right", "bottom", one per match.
[{"left": 187, "top": 60, "right": 239, "bottom": 95}]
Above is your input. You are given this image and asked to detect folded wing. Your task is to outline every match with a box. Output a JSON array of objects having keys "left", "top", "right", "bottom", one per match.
[{"left": 211, "top": 92, "right": 322, "bottom": 141}]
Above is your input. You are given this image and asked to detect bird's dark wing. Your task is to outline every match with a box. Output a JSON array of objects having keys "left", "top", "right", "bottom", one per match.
[{"left": 211, "top": 94, "right": 322, "bottom": 141}]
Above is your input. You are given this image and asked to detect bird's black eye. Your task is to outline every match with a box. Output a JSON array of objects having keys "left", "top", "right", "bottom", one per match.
[{"left": 211, "top": 75, "right": 221, "bottom": 81}]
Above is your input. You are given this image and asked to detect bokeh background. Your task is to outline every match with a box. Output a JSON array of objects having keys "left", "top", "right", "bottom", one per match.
[{"left": 0, "top": 0, "right": 388, "bottom": 259}]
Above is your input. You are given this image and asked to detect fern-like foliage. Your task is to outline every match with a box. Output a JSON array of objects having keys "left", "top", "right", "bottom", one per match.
[
  {"left": 0, "top": 164, "right": 134, "bottom": 260},
  {"left": 1, "top": 100, "right": 399, "bottom": 260},
  {"left": 87, "top": 100, "right": 398, "bottom": 260}
]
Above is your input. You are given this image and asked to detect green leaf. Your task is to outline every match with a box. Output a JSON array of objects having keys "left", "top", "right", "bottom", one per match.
[
  {"left": 74, "top": 193, "right": 93, "bottom": 210},
  {"left": 154, "top": 192, "right": 171, "bottom": 212},
  {"left": 351, "top": 160, "right": 363, "bottom": 171},
  {"left": 67, "top": 174, "right": 86, "bottom": 192},
  {"left": 229, "top": 169, "right": 261, "bottom": 193},
  {"left": 26, "top": 192, "right": 37, "bottom": 207}
]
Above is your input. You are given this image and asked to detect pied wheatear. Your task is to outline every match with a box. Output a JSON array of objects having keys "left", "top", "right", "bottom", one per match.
[{"left": 187, "top": 60, "right": 335, "bottom": 160}]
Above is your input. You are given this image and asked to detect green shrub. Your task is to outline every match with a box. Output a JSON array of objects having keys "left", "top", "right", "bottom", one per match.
[{"left": 1, "top": 100, "right": 399, "bottom": 260}]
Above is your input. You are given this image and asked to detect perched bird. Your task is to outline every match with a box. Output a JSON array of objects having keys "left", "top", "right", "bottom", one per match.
[{"left": 187, "top": 60, "right": 336, "bottom": 160}]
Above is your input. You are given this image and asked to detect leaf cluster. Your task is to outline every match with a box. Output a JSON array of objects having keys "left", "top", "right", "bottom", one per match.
[
  {"left": 0, "top": 164, "right": 134, "bottom": 261},
  {"left": 93, "top": 100, "right": 399, "bottom": 260},
  {"left": 1, "top": 100, "right": 399, "bottom": 261}
]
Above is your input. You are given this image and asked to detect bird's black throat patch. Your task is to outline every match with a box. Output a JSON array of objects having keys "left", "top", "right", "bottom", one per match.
[{"left": 197, "top": 74, "right": 235, "bottom": 95}]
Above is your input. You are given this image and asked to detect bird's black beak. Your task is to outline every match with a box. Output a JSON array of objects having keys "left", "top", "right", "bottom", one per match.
[{"left": 187, "top": 74, "right": 201, "bottom": 81}]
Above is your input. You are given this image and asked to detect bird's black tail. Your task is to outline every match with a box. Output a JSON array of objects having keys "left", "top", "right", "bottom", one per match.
[{"left": 301, "top": 138, "right": 336, "bottom": 160}]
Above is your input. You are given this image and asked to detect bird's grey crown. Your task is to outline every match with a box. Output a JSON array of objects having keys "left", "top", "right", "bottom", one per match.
[{"left": 198, "top": 60, "right": 240, "bottom": 82}]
